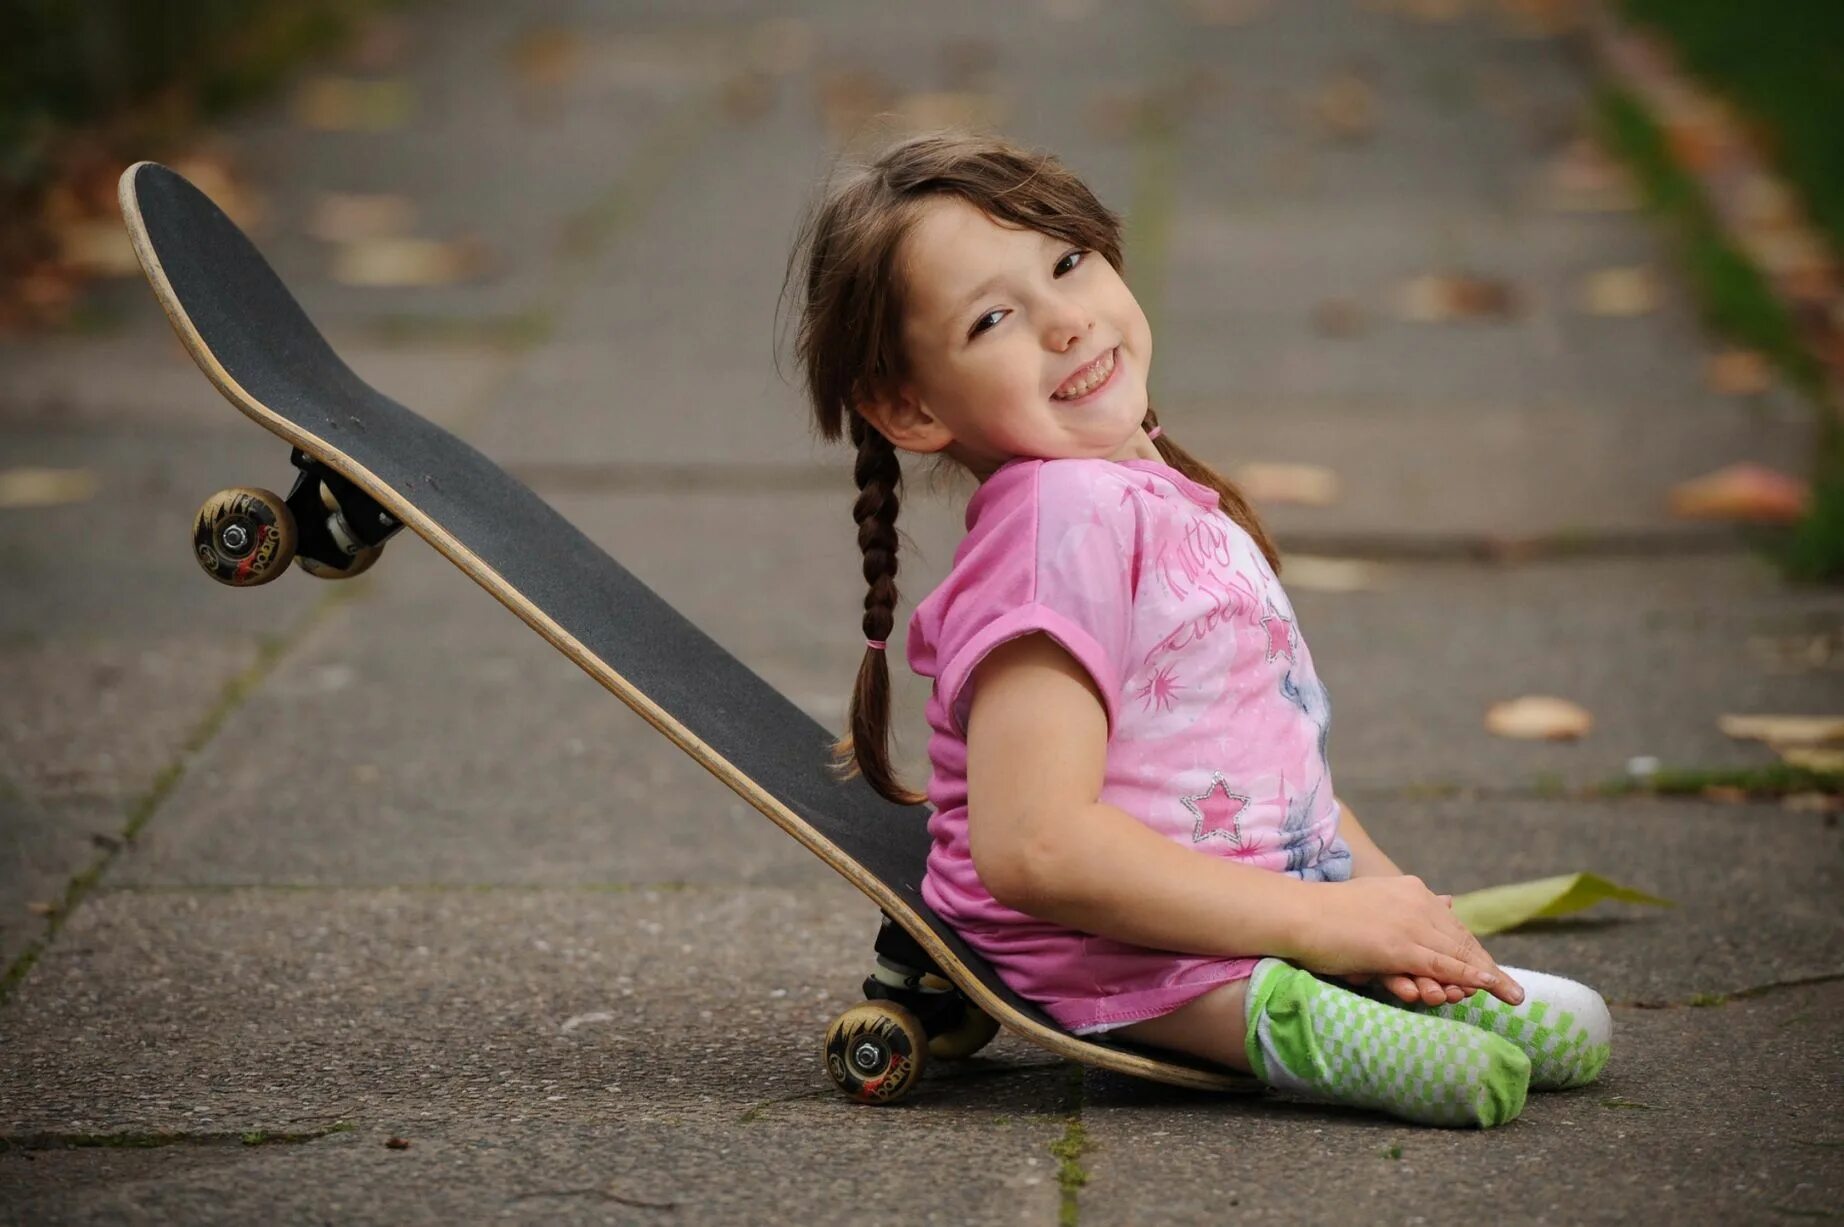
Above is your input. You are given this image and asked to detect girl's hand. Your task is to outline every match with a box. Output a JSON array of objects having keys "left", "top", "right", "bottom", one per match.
[
  {"left": 1295, "top": 876, "right": 1524, "bottom": 1006},
  {"left": 1341, "top": 972, "right": 1469, "bottom": 1006}
]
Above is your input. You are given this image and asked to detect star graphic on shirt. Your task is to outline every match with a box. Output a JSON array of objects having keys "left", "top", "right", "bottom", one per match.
[
  {"left": 1132, "top": 664, "right": 1184, "bottom": 713},
  {"left": 1260, "top": 597, "right": 1295, "bottom": 662},
  {"left": 1180, "top": 773, "right": 1252, "bottom": 846}
]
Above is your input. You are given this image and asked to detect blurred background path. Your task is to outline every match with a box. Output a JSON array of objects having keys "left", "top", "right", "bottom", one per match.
[{"left": 2, "top": 1, "right": 1840, "bottom": 1221}]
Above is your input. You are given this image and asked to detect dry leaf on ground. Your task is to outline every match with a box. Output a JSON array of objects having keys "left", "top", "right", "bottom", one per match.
[
  {"left": 307, "top": 193, "right": 416, "bottom": 243},
  {"left": 1484, "top": 695, "right": 1592, "bottom": 740},
  {"left": 509, "top": 28, "right": 582, "bottom": 89},
  {"left": 0, "top": 468, "right": 99, "bottom": 509},
  {"left": 1311, "top": 298, "right": 1369, "bottom": 337},
  {"left": 1579, "top": 266, "right": 1658, "bottom": 316},
  {"left": 1717, "top": 714, "right": 1844, "bottom": 746},
  {"left": 816, "top": 70, "right": 895, "bottom": 142},
  {"left": 1667, "top": 463, "right": 1809, "bottom": 524},
  {"left": 1232, "top": 462, "right": 1342, "bottom": 507},
  {"left": 1777, "top": 747, "right": 1844, "bottom": 772},
  {"left": 330, "top": 237, "right": 487, "bottom": 287},
  {"left": 1312, "top": 69, "right": 1376, "bottom": 142},
  {"left": 1540, "top": 138, "right": 1638, "bottom": 213},
  {"left": 1705, "top": 348, "right": 1772, "bottom": 396},
  {"left": 1450, "top": 872, "right": 1671, "bottom": 937},
  {"left": 55, "top": 220, "right": 139, "bottom": 277},
  {"left": 1278, "top": 556, "right": 1383, "bottom": 593},
  {"left": 1395, "top": 273, "right": 1517, "bottom": 322},
  {"left": 294, "top": 78, "right": 414, "bottom": 132}
]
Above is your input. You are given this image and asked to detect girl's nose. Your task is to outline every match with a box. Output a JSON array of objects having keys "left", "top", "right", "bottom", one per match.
[{"left": 1044, "top": 303, "right": 1092, "bottom": 351}]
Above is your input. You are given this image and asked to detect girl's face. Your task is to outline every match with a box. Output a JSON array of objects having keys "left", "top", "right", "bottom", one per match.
[{"left": 864, "top": 195, "right": 1157, "bottom": 480}]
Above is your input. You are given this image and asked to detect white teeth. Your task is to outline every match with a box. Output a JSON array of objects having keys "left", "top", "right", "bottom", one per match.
[{"left": 1053, "top": 349, "right": 1116, "bottom": 400}]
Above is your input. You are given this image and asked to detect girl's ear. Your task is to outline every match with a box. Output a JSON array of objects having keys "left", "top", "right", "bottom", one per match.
[{"left": 859, "top": 385, "right": 954, "bottom": 454}]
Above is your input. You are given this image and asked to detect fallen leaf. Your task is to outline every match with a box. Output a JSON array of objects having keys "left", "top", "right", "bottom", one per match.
[
  {"left": 1668, "top": 463, "right": 1809, "bottom": 524},
  {"left": 1783, "top": 792, "right": 1844, "bottom": 814},
  {"left": 1485, "top": 696, "right": 1592, "bottom": 740},
  {"left": 816, "top": 70, "right": 895, "bottom": 142},
  {"left": 509, "top": 28, "right": 582, "bottom": 89},
  {"left": 1450, "top": 872, "right": 1671, "bottom": 936},
  {"left": 1705, "top": 349, "right": 1772, "bottom": 396},
  {"left": 1395, "top": 273, "right": 1517, "bottom": 322},
  {"left": 1312, "top": 69, "right": 1376, "bottom": 142},
  {"left": 1312, "top": 297, "right": 1369, "bottom": 337},
  {"left": 0, "top": 467, "right": 99, "bottom": 509},
  {"left": 385, "top": 1137, "right": 411, "bottom": 1150},
  {"left": 749, "top": 18, "right": 815, "bottom": 75},
  {"left": 1184, "top": 0, "right": 1272, "bottom": 24},
  {"left": 1778, "top": 747, "right": 1844, "bottom": 772},
  {"left": 294, "top": 77, "right": 414, "bottom": 132},
  {"left": 307, "top": 193, "right": 416, "bottom": 243},
  {"left": 166, "top": 150, "right": 266, "bottom": 232},
  {"left": 894, "top": 92, "right": 1005, "bottom": 132},
  {"left": 1278, "top": 556, "right": 1383, "bottom": 592},
  {"left": 720, "top": 70, "right": 777, "bottom": 123},
  {"left": 330, "top": 237, "right": 487, "bottom": 287},
  {"left": 1540, "top": 138, "right": 1638, "bottom": 213},
  {"left": 1232, "top": 462, "right": 1342, "bottom": 507},
  {"left": 1579, "top": 266, "right": 1658, "bottom": 316},
  {"left": 54, "top": 220, "right": 139, "bottom": 277},
  {"left": 24, "top": 901, "right": 56, "bottom": 917},
  {"left": 1702, "top": 784, "right": 1750, "bottom": 804},
  {"left": 1717, "top": 714, "right": 1844, "bottom": 746}
]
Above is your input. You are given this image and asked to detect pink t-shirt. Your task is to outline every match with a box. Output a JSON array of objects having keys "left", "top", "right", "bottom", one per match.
[{"left": 907, "top": 456, "right": 1351, "bottom": 1034}]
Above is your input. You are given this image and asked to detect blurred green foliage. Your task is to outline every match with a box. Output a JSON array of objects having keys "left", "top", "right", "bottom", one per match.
[
  {"left": 0, "top": 0, "right": 392, "bottom": 192},
  {"left": 1620, "top": 0, "right": 1844, "bottom": 257}
]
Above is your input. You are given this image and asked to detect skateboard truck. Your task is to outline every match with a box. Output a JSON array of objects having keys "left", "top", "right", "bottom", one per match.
[
  {"left": 191, "top": 449, "right": 405, "bottom": 587},
  {"left": 822, "top": 914, "right": 1002, "bottom": 1104}
]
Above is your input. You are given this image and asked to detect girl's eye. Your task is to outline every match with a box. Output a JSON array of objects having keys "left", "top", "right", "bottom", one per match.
[
  {"left": 1055, "top": 249, "right": 1086, "bottom": 276},
  {"left": 970, "top": 309, "right": 1005, "bottom": 338}
]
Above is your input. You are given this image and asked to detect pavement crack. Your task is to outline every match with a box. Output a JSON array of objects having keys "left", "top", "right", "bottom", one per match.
[
  {"left": 0, "top": 594, "right": 358, "bottom": 1005},
  {"left": 0, "top": 1123, "right": 353, "bottom": 1152},
  {"left": 1618, "top": 970, "right": 1844, "bottom": 1009}
]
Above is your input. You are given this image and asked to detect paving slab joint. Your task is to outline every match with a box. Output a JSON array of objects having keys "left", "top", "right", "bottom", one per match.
[
  {"left": 0, "top": 585, "right": 366, "bottom": 1005},
  {"left": 1049, "top": 1065, "right": 1090, "bottom": 1227},
  {"left": 0, "top": 1122, "right": 353, "bottom": 1153},
  {"left": 1618, "top": 969, "right": 1844, "bottom": 1011}
]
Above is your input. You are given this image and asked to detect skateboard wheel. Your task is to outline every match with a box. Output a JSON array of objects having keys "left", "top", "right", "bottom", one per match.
[
  {"left": 193, "top": 487, "right": 297, "bottom": 587},
  {"left": 297, "top": 543, "right": 383, "bottom": 580},
  {"left": 824, "top": 1000, "right": 927, "bottom": 1105},
  {"left": 928, "top": 1001, "right": 1001, "bottom": 1061}
]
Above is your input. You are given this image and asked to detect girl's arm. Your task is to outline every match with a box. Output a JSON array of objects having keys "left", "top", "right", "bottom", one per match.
[{"left": 963, "top": 634, "right": 1513, "bottom": 998}]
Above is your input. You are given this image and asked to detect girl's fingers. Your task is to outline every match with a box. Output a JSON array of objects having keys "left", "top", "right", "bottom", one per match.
[
  {"left": 1418, "top": 948, "right": 1498, "bottom": 989},
  {"left": 1379, "top": 975, "right": 1421, "bottom": 1004},
  {"left": 1413, "top": 976, "right": 1446, "bottom": 1006}
]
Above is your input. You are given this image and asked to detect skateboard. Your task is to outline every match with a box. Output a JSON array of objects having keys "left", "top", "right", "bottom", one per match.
[{"left": 119, "top": 161, "right": 1258, "bottom": 1105}]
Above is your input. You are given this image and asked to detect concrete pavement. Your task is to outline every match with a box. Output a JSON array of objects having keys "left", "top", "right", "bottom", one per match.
[{"left": 2, "top": 0, "right": 1840, "bottom": 1222}]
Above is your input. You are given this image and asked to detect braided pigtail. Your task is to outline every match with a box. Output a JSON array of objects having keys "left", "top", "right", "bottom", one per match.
[
  {"left": 1142, "top": 410, "right": 1282, "bottom": 575},
  {"left": 829, "top": 416, "right": 928, "bottom": 806}
]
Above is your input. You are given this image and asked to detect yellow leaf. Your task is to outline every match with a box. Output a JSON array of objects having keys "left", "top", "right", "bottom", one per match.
[
  {"left": 1451, "top": 872, "right": 1672, "bottom": 937},
  {"left": 1668, "top": 463, "right": 1808, "bottom": 525},
  {"left": 1579, "top": 266, "right": 1658, "bottom": 316},
  {"left": 1484, "top": 695, "right": 1592, "bottom": 740},
  {"left": 330, "top": 237, "right": 487, "bottom": 287},
  {"left": 1232, "top": 462, "right": 1342, "bottom": 507},
  {"left": 1717, "top": 714, "right": 1844, "bottom": 746},
  {"left": 0, "top": 468, "right": 98, "bottom": 509}
]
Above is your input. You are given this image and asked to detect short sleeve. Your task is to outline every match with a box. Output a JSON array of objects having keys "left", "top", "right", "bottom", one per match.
[{"left": 922, "top": 461, "right": 1140, "bottom": 740}]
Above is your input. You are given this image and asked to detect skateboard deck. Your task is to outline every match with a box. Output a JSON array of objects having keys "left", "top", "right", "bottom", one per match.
[{"left": 119, "top": 160, "right": 1256, "bottom": 1101}]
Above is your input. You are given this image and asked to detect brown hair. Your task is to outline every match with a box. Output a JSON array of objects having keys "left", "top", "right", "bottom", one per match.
[{"left": 781, "top": 130, "right": 1280, "bottom": 807}]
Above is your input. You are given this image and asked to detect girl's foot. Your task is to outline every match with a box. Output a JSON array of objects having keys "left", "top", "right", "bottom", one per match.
[
  {"left": 1377, "top": 966, "right": 1612, "bottom": 1090},
  {"left": 1244, "top": 958, "right": 1530, "bottom": 1128}
]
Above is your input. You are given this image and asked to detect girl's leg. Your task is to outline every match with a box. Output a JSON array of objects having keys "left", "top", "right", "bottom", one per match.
[
  {"left": 1368, "top": 966, "right": 1612, "bottom": 1090},
  {"left": 1118, "top": 960, "right": 1529, "bottom": 1128}
]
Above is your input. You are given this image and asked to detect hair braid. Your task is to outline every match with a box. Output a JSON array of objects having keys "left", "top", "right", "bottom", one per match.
[{"left": 830, "top": 416, "right": 927, "bottom": 805}]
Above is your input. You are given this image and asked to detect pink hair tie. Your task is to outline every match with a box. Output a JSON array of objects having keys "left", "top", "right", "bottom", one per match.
[
  {"left": 1147, "top": 426, "right": 1163, "bottom": 440},
  {"left": 866, "top": 639, "right": 888, "bottom": 652}
]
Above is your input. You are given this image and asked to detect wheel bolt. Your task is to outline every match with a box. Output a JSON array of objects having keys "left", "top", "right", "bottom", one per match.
[{"left": 852, "top": 1041, "right": 884, "bottom": 1071}]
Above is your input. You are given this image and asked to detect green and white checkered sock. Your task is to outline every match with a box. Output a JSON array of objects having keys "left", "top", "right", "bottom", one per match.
[
  {"left": 1242, "top": 958, "right": 1530, "bottom": 1129},
  {"left": 1381, "top": 966, "right": 1612, "bottom": 1090}
]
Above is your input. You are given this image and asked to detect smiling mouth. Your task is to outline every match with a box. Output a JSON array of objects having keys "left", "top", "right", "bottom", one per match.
[{"left": 1051, "top": 347, "right": 1119, "bottom": 401}]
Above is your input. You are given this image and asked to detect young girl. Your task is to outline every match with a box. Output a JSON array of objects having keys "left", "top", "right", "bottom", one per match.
[{"left": 785, "top": 131, "right": 1611, "bottom": 1128}]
